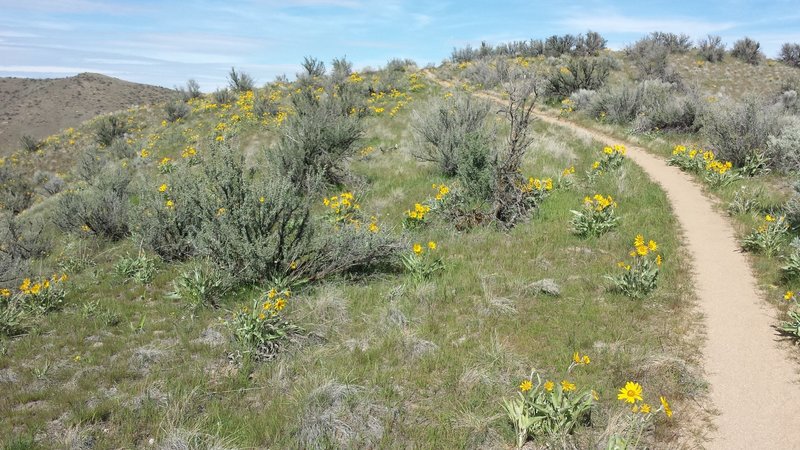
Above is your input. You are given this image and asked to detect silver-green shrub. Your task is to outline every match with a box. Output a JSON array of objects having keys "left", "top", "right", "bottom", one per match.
[
  {"left": 411, "top": 93, "right": 492, "bottom": 176},
  {"left": 700, "top": 95, "right": 781, "bottom": 167},
  {"left": 227, "top": 67, "right": 255, "bottom": 92},
  {"left": 52, "top": 166, "right": 131, "bottom": 240},
  {"left": 271, "top": 87, "right": 364, "bottom": 188},
  {"left": 767, "top": 116, "right": 800, "bottom": 174},
  {"left": 0, "top": 165, "right": 35, "bottom": 215},
  {"left": 94, "top": 114, "right": 129, "bottom": 147},
  {"left": 698, "top": 35, "right": 726, "bottom": 62},
  {"left": 731, "top": 37, "right": 763, "bottom": 65},
  {"left": 546, "top": 57, "right": 611, "bottom": 99},
  {"left": 165, "top": 100, "right": 190, "bottom": 122},
  {"left": 780, "top": 43, "right": 800, "bottom": 68}
]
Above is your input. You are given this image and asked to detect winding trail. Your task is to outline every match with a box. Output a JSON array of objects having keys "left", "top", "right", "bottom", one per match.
[{"left": 425, "top": 71, "right": 800, "bottom": 448}]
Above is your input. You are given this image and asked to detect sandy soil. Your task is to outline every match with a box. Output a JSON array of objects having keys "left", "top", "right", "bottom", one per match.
[{"left": 425, "top": 71, "right": 800, "bottom": 449}]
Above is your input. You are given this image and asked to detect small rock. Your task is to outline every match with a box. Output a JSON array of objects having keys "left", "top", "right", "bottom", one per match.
[
  {"left": 0, "top": 368, "right": 18, "bottom": 383},
  {"left": 527, "top": 279, "right": 561, "bottom": 297}
]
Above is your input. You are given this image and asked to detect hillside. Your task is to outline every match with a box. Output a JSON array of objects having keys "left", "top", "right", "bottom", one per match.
[
  {"left": 3, "top": 35, "right": 800, "bottom": 449},
  {"left": 0, "top": 73, "right": 174, "bottom": 154}
]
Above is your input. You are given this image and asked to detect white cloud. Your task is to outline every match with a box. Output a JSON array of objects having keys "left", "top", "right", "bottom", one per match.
[
  {"left": 0, "top": 65, "right": 115, "bottom": 74},
  {"left": 86, "top": 58, "right": 159, "bottom": 66},
  {"left": 560, "top": 12, "right": 737, "bottom": 35}
]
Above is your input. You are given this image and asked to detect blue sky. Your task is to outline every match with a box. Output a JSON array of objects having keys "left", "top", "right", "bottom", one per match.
[{"left": 1, "top": 0, "right": 798, "bottom": 91}]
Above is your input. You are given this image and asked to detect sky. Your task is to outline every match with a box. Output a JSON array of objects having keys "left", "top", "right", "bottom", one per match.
[{"left": 1, "top": 0, "right": 799, "bottom": 91}]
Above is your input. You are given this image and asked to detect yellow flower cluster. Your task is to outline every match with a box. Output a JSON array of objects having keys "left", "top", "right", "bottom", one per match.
[
  {"left": 323, "top": 192, "right": 360, "bottom": 217},
  {"left": 181, "top": 146, "right": 197, "bottom": 158},
  {"left": 359, "top": 146, "right": 375, "bottom": 158},
  {"left": 348, "top": 72, "right": 364, "bottom": 83},
  {"left": 18, "top": 274, "right": 68, "bottom": 296},
  {"left": 617, "top": 381, "right": 672, "bottom": 418},
  {"left": 583, "top": 194, "right": 616, "bottom": 212},
  {"left": 630, "top": 234, "right": 658, "bottom": 258},
  {"left": 433, "top": 183, "right": 450, "bottom": 201},
  {"left": 603, "top": 144, "right": 626, "bottom": 156},
  {"left": 259, "top": 287, "right": 291, "bottom": 320},
  {"left": 562, "top": 166, "right": 575, "bottom": 177},
  {"left": 407, "top": 203, "right": 431, "bottom": 221},
  {"left": 412, "top": 241, "right": 437, "bottom": 255},
  {"left": 521, "top": 177, "right": 553, "bottom": 193}
]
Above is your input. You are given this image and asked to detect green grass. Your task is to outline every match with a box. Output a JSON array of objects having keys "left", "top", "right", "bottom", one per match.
[{"left": 0, "top": 66, "right": 704, "bottom": 448}]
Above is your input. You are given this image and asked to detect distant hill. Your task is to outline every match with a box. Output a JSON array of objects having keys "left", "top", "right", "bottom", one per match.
[{"left": 0, "top": 72, "right": 174, "bottom": 154}]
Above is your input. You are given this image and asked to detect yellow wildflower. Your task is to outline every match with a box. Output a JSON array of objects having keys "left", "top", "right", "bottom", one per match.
[
  {"left": 785, "top": 291, "right": 794, "bottom": 301},
  {"left": 428, "top": 241, "right": 437, "bottom": 250},
  {"left": 159, "top": 183, "right": 168, "bottom": 193},
  {"left": 544, "top": 380, "right": 554, "bottom": 392},
  {"left": 561, "top": 380, "right": 576, "bottom": 392},
  {"left": 617, "top": 381, "right": 643, "bottom": 404},
  {"left": 275, "top": 298, "right": 286, "bottom": 311},
  {"left": 640, "top": 403, "right": 651, "bottom": 414},
  {"left": 519, "top": 379, "right": 533, "bottom": 392},
  {"left": 660, "top": 396, "right": 673, "bottom": 418},
  {"left": 413, "top": 243, "right": 423, "bottom": 255}
]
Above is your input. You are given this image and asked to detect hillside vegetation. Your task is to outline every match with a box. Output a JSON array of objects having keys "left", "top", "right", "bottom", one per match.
[
  {"left": 2, "top": 31, "right": 800, "bottom": 449},
  {"left": 0, "top": 73, "right": 173, "bottom": 154}
]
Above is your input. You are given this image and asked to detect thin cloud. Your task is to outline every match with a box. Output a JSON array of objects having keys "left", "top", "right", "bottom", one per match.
[
  {"left": 0, "top": 65, "right": 115, "bottom": 74},
  {"left": 560, "top": 12, "right": 738, "bottom": 35}
]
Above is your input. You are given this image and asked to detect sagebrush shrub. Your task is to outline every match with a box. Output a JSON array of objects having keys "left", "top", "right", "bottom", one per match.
[
  {"left": 648, "top": 31, "right": 692, "bottom": 53},
  {"left": 176, "top": 79, "right": 202, "bottom": 101},
  {"left": 698, "top": 35, "right": 726, "bottom": 62},
  {"left": 165, "top": 100, "right": 190, "bottom": 122},
  {"left": 700, "top": 95, "right": 780, "bottom": 167},
  {"left": 0, "top": 214, "right": 48, "bottom": 262},
  {"left": 780, "top": 43, "right": 800, "bottom": 68},
  {"left": 0, "top": 214, "right": 47, "bottom": 286},
  {"left": 547, "top": 57, "right": 611, "bottom": 99},
  {"left": 456, "top": 132, "right": 495, "bottom": 201},
  {"left": 625, "top": 38, "right": 670, "bottom": 80},
  {"left": 94, "top": 114, "right": 128, "bottom": 146},
  {"left": 544, "top": 34, "right": 577, "bottom": 57},
  {"left": 411, "top": 93, "right": 492, "bottom": 176},
  {"left": 767, "top": 116, "right": 800, "bottom": 174},
  {"left": 272, "top": 87, "right": 364, "bottom": 188},
  {"left": 53, "top": 166, "right": 131, "bottom": 240},
  {"left": 228, "top": 67, "right": 255, "bottom": 92},
  {"left": 141, "top": 142, "right": 400, "bottom": 285},
  {"left": 731, "top": 37, "right": 763, "bottom": 65},
  {"left": 462, "top": 60, "right": 504, "bottom": 89},
  {"left": 213, "top": 88, "right": 234, "bottom": 104},
  {"left": 0, "top": 166, "right": 35, "bottom": 215},
  {"left": 301, "top": 56, "right": 326, "bottom": 78},
  {"left": 575, "top": 30, "right": 607, "bottom": 56},
  {"left": 74, "top": 148, "right": 106, "bottom": 183},
  {"left": 590, "top": 80, "right": 688, "bottom": 129},
  {"left": 19, "top": 135, "right": 41, "bottom": 153}
]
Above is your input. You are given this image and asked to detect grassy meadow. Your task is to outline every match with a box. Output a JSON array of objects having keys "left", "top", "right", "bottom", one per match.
[{"left": 0, "top": 59, "right": 706, "bottom": 449}]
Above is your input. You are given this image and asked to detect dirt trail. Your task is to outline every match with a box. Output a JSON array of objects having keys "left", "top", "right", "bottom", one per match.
[{"left": 424, "top": 71, "right": 800, "bottom": 448}]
